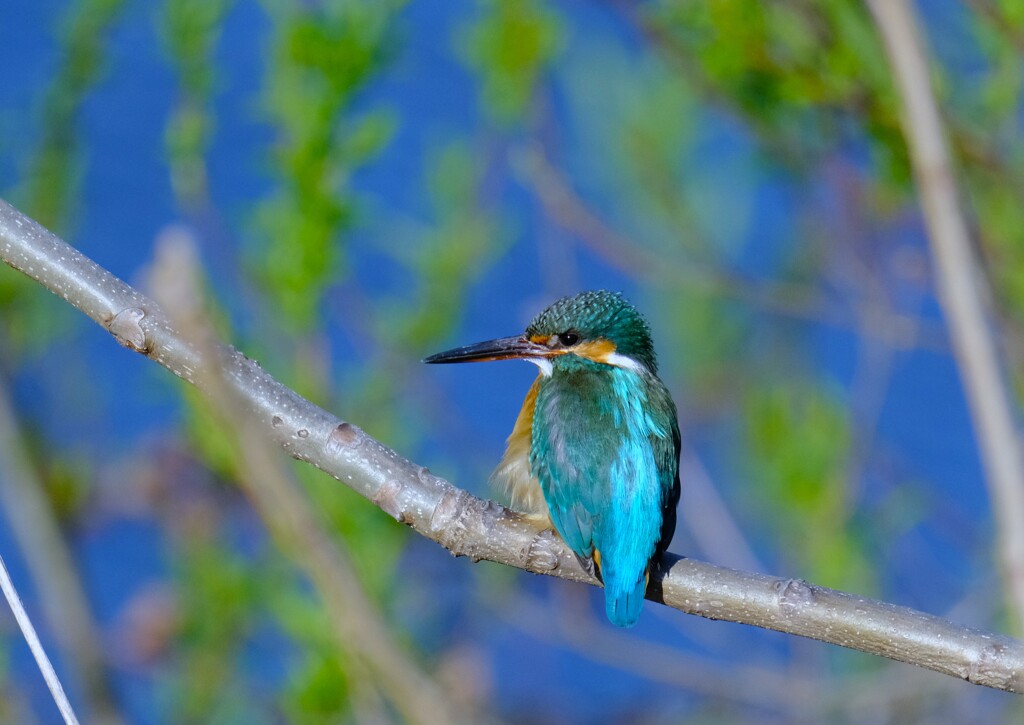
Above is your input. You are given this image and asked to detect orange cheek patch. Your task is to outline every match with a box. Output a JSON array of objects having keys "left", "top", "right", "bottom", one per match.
[
  {"left": 529, "top": 334, "right": 551, "bottom": 345},
  {"left": 574, "top": 338, "right": 617, "bottom": 363}
]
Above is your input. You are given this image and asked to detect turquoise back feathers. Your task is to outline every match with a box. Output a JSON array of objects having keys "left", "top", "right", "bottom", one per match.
[{"left": 424, "top": 290, "right": 681, "bottom": 627}]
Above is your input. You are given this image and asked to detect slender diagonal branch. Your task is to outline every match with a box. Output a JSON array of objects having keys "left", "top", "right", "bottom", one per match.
[
  {"left": 0, "top": 553, "right": 79, "bottom": 725},
  {"left": 0, "top": 378, "right": 122, "bottom": 725},
  {"left": 865, "top": 0, "right": 1024, "bottom": 634},
  {"left": 146, "top": 229, "right": 466, "bottom": 725},
  {"left": 0, "top": 199, "right": 1022, "bottom": 694}
]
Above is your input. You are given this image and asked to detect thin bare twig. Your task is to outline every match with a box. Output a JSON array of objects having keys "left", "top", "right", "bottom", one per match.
[
  {"left": 0, "top": 198, "right": 1022, "bottom": 693},
  {"left": 0, "top": 379, "right": 122, "bottom": 725},
  {"left": 0, "top": 553, "right": 79, "bottom": 724},
  {"left": 865, "top": 0, "right": 1024, "bottom": 634}
]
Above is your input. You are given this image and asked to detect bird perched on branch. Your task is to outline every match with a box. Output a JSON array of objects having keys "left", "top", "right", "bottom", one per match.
[{"left": 425, "top": 291, "right": 680, "bottom": 627}]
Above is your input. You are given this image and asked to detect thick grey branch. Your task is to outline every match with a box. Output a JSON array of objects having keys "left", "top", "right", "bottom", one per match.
[{"left": 1, "top": 198, "right": 1022, "bottom": 694}]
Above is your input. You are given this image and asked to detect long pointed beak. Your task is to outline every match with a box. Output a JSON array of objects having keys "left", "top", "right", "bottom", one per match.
[{"left": 422, "top": 335, "right": 551, "bottom": 364}]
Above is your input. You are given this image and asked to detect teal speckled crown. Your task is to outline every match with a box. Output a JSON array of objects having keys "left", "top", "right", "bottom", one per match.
[{"left": 525, "top": 290, "right": 658, "bottom": 373}]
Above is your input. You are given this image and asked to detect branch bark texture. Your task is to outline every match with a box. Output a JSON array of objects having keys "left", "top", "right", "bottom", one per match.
[
  {"left": 866, "top": 0, "right": 1024, "bottom": 634},
  {"left": 1, "top": 199, "right": 1022, "bottom": 694}
]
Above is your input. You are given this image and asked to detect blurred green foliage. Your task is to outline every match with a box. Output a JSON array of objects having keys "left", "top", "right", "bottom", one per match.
[
  {"left": 162, "top": 2, "right": 412, "bottom": 719},
  {"left": 171, "top": 543, "right": 264, "bottom": 724},
  {"left": 23, "top": 0, "right": 128, "bottom": 232},
  {"left": 745, "top": 382, "right": 873, "bottom": 593},
  {"left": 161, "top": 0, "right": 510, "bottom": 718},
  {"left": 163, "top": 0, "right": 234, "bottom": 207},
  {"left": 647, "top": 0, "right": 909, "bottom": 189},
  {"left": 459, "top": 0, "right": 560, "bottom": 123},
  {"left": 253, "top": 0, "right": 402, "bottom": 330}
]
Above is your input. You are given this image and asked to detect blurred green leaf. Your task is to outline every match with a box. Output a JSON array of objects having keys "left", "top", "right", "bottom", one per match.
[
  {"left": 23, "top": 0, "right": 128, "bottom": 232},
  {"left": 252, "top": 1, "right": 403, "bottom": 330},
  {"left": 459, "top": 0, "right": 560, "bottom": 123},
  {"left": 745, "top": 381, "right": 873, "bottom": 592},
  {"left": 162, "top": 0, "right": 234, "bottom": 206},
  {"left": 171, "top": 540, "right": 264, "bottom": 723}
]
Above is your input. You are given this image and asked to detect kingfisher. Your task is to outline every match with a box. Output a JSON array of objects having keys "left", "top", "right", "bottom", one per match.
[{"left": 424, "top": 290, "right": 680, "bottom": 627}]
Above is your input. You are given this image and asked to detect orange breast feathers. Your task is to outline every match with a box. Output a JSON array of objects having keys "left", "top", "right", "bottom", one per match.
[{"left": 491, "top": 376, "right": 550, "bottom": 521}]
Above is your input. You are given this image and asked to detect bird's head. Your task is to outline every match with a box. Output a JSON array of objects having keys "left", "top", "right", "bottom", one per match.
[{"left": 423, "top": 290, "right": 657, "bottom": 375}]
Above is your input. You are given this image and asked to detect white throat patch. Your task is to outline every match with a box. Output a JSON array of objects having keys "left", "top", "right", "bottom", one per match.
[{"left": 527, "top": 357, "right": 553, "bottom": 376}]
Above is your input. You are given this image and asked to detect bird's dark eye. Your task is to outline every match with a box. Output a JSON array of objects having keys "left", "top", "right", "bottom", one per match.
[{"left": 557, "top": 332, "right": 580, "bottom": 346}]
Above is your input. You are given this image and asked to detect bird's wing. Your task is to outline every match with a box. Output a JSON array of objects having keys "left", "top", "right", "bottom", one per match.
[
  {"left": 531, "top": 367, "right": 678, "bottom": 560},
  {"left": 530, "top": 370, "right": 612, "bottom": 557}
]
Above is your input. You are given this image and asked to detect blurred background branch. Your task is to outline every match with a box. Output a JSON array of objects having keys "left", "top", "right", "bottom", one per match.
[
  {"left": 146, "top": 227, "right": 467, "bottom": 725},
  {"left": 865, "top": 0, "right": 1024, "bottom": 635}
]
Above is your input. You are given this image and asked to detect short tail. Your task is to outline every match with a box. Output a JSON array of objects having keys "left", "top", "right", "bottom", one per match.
[{"left": 600, "top": 558, "right": 648, "bottom": 628}]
